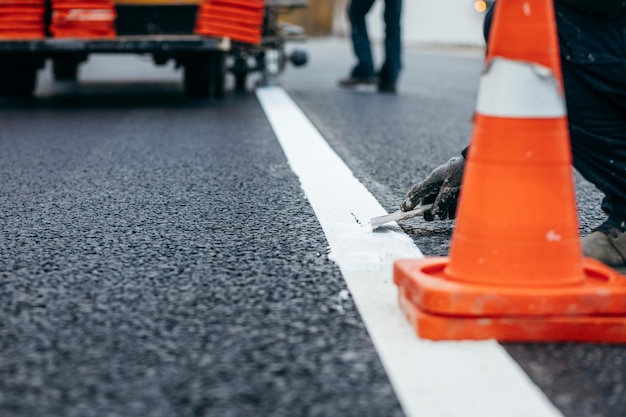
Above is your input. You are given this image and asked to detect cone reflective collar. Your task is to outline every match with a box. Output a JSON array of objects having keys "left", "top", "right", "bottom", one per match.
[
  {"left": 476, "top": 58, "right": 565, "bottom": 118},
  {"left": 394, "top": 0, "right": 626, "bottom": 343}
]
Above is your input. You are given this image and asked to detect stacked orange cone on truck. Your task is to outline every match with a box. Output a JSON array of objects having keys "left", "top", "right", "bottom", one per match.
[
  {"left": 394, "top": 0, "right": 626, "bottom": 343},
  {"left": 195, "top": 0, "right": 266, "bottom": 45},
  {"left": 51, "top": 0, "right": 116, "bottom": 38},
  {"left": 0, "top": 0, "right": 45, "bottom": 39}
]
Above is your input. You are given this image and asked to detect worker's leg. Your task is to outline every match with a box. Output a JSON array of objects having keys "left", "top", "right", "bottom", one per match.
[
  {"left": 484, "top": 3, "right": 626, "bottom": 217},
  {"left": 556, "top": 5, "right": 626, "bottom": 226},
  {"left": 348, "top": 0, "right": 377, "bottom": 78},
  {"left": 484, "top": 3, "right": 626, "bottom": 268},
  {"left": 379, "top": 0, "right": 402, "bottom": 88},
  {"left": 557, "top": 6, "right": 626, "bottom": 268}
]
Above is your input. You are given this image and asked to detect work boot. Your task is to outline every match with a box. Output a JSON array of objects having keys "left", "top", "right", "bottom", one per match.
[
  {"left": 377, "top": 83, "right": 397, "bottom": 94},
  {"left": 582, "top": 220, "right": 626, "bottom": 273},
  {"left": 338, "top": 76, "right": 378, "bottom": 88}
]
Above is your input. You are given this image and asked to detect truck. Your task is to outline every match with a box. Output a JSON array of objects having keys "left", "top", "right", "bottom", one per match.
[{"left": 0, "top": 0, "right": 308, "bottom": 98}]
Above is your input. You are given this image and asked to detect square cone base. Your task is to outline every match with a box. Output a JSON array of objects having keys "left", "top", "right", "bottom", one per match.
[{"left": 395, "top": 257, "right": 626, "bottom": 343}]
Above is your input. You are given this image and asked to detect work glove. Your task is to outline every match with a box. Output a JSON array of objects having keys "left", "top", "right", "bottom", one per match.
[{"left": 400, "top": 156, "right": 465, "bottom": 221}]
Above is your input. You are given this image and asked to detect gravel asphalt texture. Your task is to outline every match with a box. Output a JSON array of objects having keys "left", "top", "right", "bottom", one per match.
[
  {"left": 282, "top": 39, "right": 626, "bottom": 417},
  {"left": 0, "top": 72, "right": 402, "bottom": 417},
  {"left": 1, "top": 39, "right": 625, "bottom": 417}
]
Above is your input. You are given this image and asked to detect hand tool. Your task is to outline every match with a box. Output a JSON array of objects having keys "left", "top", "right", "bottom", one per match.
[{"left": 369, "top": 204, "right": 432, "bottom": 230}]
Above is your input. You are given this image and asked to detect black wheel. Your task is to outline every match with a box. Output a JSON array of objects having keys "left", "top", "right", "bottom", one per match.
[
  {"left": 211, "top": 52, "right": 226, "bottom": 98},
  {"left": 0, "top": 65, "right": 37, "bottom": 98},
  {"left": 183, "top": 55, "right": 213, "bottom": 98},
  {"left": 234, "top": 71, "right": 247, "bottom": 92},
  {"left": 52, "top": 59, "right": 79, "bottom": 81},
  {"left": 232, "top": 55, "right": 248, "bottom": 92}
]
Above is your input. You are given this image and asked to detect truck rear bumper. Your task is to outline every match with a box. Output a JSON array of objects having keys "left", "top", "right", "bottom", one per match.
[{"left": 0, "top": 35, "right": 231, "bottom": 54}]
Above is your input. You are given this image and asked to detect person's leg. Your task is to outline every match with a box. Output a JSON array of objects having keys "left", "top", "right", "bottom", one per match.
[
  {"left": 485, "top": 3, "right": 626, "bottom": 218},
  {"left": 484, "top": 2, "right": 626, "bottom": 268},
  {"left": 566, "top": 74, "right": 626, "bottom": 227},
  {"left": 348, "top": 0, "right": 377, "bottom": 79},
  {"left": 378, "top": 0, "right": 402, "bottom": 90},
  {"left": 555, "top": 5, "right": 626, "bottom": 223},
  {"left": 556, "top": 5, "right": 626, "bottom": 269}
]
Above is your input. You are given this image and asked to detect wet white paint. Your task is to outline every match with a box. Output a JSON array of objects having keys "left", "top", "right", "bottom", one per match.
[{"left": 256, "top": 86, "right": 563, "bottom": 417}]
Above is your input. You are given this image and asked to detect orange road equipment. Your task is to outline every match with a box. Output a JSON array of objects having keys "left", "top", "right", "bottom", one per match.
[
  {"left": 0, "top": 0, "right": 45, "bottom": 39},
  {"left": 51, "top": 0, "right": 116, "bottom": 38},
  {"left": 394, "top": 0, "right": 626, "bottom": 343},
  {"left": 195, "top": 0, "right": 265, "bottom": 45}
]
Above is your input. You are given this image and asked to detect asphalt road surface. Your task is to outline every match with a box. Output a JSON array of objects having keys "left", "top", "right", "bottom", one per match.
[{"left": 1, "top": 38, "right": 624, "bottom": 417}]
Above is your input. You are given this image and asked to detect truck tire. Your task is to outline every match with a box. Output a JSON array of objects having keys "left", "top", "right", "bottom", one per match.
[
  {"left": 183, "top": 55, "right": 212, "bottom": 98},
  {"left": 232, "top": 55, "right": 248, "bottom": 92},
  {"left": 0, "top": 65, "right": 37, "bottom": 98},
  {"left": 53, "top": 59, "right": 79, "bottom": 82},
  {"left": 210, "top": 52, "right": 226, "bottom": 98},
  {"left": 234, "top": 71, "right": 247, "bottom": 92}
]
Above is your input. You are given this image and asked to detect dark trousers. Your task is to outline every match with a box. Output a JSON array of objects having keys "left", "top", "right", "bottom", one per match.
[
  {"left": 484, "top": 2, "right": 626, "bottom": 222},
  {"left": 348, "top": 0, "right": 402, "bottom": 86}
]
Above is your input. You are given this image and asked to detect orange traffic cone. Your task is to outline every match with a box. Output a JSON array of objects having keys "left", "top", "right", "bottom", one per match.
[{"left": 394, "top": 0, "right": 626, "bottom": 343}]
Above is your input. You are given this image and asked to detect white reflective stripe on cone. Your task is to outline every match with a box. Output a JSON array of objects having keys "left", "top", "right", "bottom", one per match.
[{"left": 475, "top": 57, "right": 567, "bottom": 118}]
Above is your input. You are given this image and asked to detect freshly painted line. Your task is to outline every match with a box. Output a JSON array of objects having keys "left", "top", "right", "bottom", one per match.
[{"left": 256, "top": 86, "right": 563, "bottom": 417}]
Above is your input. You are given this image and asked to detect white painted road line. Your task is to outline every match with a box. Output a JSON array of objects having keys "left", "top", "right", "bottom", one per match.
[{"left": 256, "top": 86, "right": 563, "bottom": 417}]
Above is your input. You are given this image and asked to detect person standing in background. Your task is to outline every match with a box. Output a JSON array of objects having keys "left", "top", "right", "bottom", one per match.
[{"left": 338, "top": 0, "right": 403, "bottom": 93}]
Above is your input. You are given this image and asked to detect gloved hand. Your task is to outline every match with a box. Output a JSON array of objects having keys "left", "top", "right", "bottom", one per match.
[{"left": 400, "top": 156, "right": 465, "bottom": 221}]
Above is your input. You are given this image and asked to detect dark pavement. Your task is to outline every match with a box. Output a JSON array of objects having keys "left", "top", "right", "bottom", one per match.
[{"left": 0, "top": 40, "right": 624, "bottom": 417}]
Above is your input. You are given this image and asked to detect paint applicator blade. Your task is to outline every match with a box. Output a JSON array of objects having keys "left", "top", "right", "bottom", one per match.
[{"left": 369, "top": 204, "right": 432, "bottom": 230}]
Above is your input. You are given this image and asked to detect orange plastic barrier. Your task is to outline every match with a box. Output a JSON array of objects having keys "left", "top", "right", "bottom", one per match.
[
  {"left": 195, "top": 0, "right": 266, "bottom": 45},
  {"left": 0, "top": 0, "right": 43, "bottom": 4},
  {"left": 50, "top": 0, "right": 116, "bottom": 38},
  {"left": 393, "top": 0, "right": 626, "bottom": 343},
  {"left": 0, "top": 0, "right": 44, "bottom": 39}
]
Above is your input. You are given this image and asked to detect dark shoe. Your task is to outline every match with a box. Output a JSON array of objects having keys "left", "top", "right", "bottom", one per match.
[
  {"left": 338, "top": 76, "right": 377, "bottom": 88},
  {"left": 377, "top": 83, "right": 397, "bottom": 94},
  {"left": 582, "top": 220, "right": 626, "bottom": 272}
]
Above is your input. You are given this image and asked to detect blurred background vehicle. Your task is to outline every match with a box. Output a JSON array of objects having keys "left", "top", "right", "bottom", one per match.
[
  {"left": 0, "top": 0, "right": 309, "bottom": 98},
  {"left": 0, "top": 0, "right": 493, "bottom": 98}
]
